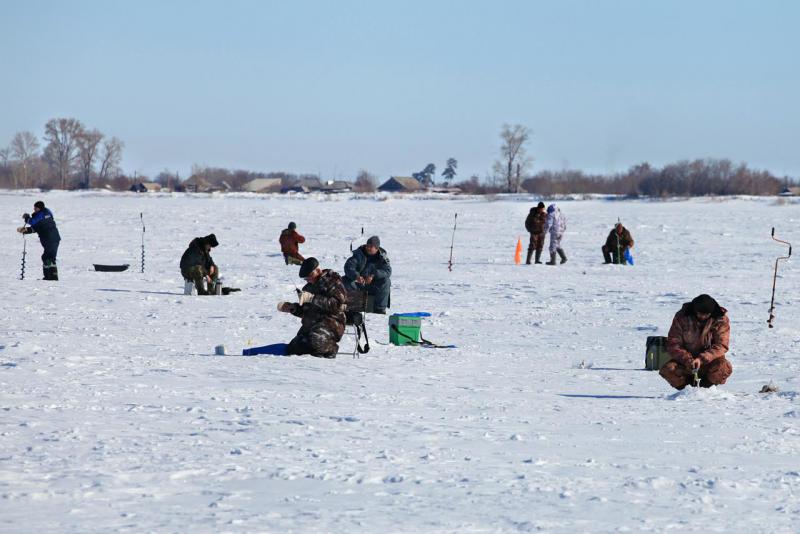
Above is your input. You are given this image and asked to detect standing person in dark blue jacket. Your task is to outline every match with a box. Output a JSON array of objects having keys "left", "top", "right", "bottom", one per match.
[
  {"left": 343, "top": 235, "right": 391, "bottom": 314},
  {"left": 17, "top": 200, "right": 61, "bottom": 280}
]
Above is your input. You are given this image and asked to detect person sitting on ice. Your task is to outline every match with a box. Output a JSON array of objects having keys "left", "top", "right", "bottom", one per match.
[
  {"left": 602, "top": 222, "right": 634, "bottom": 264},
  {"left": 343, "top": 235, "right": 391, "bottom": 314},
  {"left": 279, "top": 221, "right": 305, "bottom": 266},
  {"left": 180, "top": 233, "right": 220, "bottom": 295},
  {"left": 277, "top": 257, "right": 347, "bottom": 358},
  {"left": 660, "top": 294, "right": 733, "bottom": 389}
]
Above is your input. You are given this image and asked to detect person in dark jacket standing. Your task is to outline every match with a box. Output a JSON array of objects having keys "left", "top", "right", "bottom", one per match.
[
  {"left": 343, "top": 235, "right": 391, "bottom": 314},
  {"left": 279, "top": 222, "right": 305, "bottom": 265},
  {"left": 660, "top": 294, "right": 732, "bottom": 389},
  {"left": 180, "top": 233, "right": 219, "bottom": 295},
  {"left": 602, "top": 223, "right": 634, "bottom": 264},
  {"left": 524, "top": 202, "right": 547, "bottom": 264},
  {"left": 17, "top": 200, "right": 61, "bottom": 280},
  {"left": 278, "top": 257, "right": 347, "bottom": 358}
]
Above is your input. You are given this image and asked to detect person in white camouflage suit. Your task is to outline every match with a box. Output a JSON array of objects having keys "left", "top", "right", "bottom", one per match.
[{"left": 543, "top": 204, "right": 567, "bottom": 265}]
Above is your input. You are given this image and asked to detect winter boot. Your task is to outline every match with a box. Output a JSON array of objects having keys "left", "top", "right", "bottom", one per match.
[
  {"left": 525, "top": 250, "right": 533, "bottom": 265},
  {"left": 534, "top": 250, "right": 542, "bottom": 264},
  {"left": 43, "top": 264, "right": 58, "bottom": 280},
  {"left": 557, "top": 248, "right": 567, "bottom": 264},
  {"left": 546, "top": 252, "right": 557, "bottom": 265}
]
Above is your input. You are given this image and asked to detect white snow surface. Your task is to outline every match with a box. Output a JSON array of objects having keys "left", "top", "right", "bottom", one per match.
[{"left": 2, "top": 191, "right": 799, "bottom": 533}]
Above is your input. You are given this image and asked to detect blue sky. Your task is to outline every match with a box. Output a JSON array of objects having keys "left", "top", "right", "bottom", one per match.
[{"left": 1, "top": 0, "right": 798, "bottom": 180}]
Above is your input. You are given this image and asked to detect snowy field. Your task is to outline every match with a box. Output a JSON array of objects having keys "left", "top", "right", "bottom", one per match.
[{"left": 1, "top": 190, "right": 799, "bottom": 533}]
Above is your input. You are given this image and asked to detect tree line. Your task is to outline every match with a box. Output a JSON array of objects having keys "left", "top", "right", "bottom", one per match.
[
  {"left": 454, "top": 123, "right": 795, "bottom": 196},
  {"left": 1, "top": 119, "right": 795, "bottom": 196},
  {"left": 0, "top": 118, "right": 123, "bottom": 190}
]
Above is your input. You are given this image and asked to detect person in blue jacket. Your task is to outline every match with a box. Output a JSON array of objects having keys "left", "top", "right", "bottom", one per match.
[
  {"left": 17, "top": 200, "right": 61, "bottom": 280},
  {"left": 343, "top": 235, "right": 391, "bottom": 314}
]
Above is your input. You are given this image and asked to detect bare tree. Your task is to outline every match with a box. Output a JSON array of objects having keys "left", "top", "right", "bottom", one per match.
[
  {"left": 76, "top": 128, "right": 104, "bottom": 188},
  {"left": 98, "top": 137, "right": 124, "bottom": 182},
  {"left": 493, "top": 124, "right": 532, "bottom": 193},
  {"left": 0, "top": 147, "right": 10, "bottom": 170},
  {"left": 44, "top": 118, "right": 84, "bottom": 189},
  {"left": 353, "top": 169, "right": 377, "bottom": 192},
  {"left": 0, "top": 147, "right": 10, "bottom": 188},
  {"left": 10, "top": 131, "right": 41, "bottom": 188}
]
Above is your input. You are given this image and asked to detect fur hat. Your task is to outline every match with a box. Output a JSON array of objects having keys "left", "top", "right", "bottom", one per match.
[
  {"left": 299, "top": 257, "right": 319, "bottom": 278},
  {"left": 691, "top": 294, "right": 720, "bottom": 316},
  {"left": 203, "top": 234, "right": 219, "bottom": 247}
]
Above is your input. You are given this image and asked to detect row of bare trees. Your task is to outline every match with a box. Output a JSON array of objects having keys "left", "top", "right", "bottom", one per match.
[
  {"left": 0, "top": 118, "right": 124, "bottom": 189},
  {"left": 484, "top": 123, "right": 793, "bottom": 196},
  {"left": 518, "top": 160, "right": 790, "bottom": 197}
]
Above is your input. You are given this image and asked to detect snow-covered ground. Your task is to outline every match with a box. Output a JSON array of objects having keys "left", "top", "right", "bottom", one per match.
[{"left": 1, "top": 191, "right": 799, "bottom": 532}]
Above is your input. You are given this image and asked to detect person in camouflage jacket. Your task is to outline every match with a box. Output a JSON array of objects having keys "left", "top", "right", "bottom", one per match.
[
  {"left": 524, "top": 202, "right": 547, "bottom": 264},
  {"left": 278, "top": 257, "right": 347, "bottom": 358},
  {"left": 602, "top": 223, "right": 634, "bottom": 264},
  {"left": 660, "top": 294, "right": 733, "bottom": 389}
]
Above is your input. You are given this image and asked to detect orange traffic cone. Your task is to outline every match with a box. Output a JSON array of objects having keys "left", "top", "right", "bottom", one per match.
[{"left": 514, "top": 237, "right": 522, "bottom": 265}]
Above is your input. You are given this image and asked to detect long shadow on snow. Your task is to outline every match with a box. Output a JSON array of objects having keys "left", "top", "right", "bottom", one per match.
[
  {"left": 559, "top": 394, "right": 658, "bottom": 400},
  {"left": 586, "top": 367, "right": 650, "bottom": 372},
  {"left": 97, "top": 288, "right": 184, "bottom": 296}
]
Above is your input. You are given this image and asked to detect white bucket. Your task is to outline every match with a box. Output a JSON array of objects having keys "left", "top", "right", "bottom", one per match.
[{"left": 184, "top": 280, "right": 197, "bottom": 295}]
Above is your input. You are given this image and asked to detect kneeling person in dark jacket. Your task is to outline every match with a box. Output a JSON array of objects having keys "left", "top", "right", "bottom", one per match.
[
  {"left": 343, "top": 235, "right": 391, "bottom": 314},
  {"left": 660, "top": 294, "right": 733, "bottom": 389},
  {"left": 180, "top": 233, "right": 220, "bottom": 295},
  {"left": 278, "top": 257, "right": 347, "bottom": 358},
  {"left": 17, "top": 200, "right": 61, "bottom": 280},
  {"left": 602, "top": 222, "right": 634, "bottom": 264}
]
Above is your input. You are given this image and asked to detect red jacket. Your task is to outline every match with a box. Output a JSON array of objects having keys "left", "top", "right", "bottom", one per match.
[{"left": 279, "top": 229, "right": 305, "bottom": 258}]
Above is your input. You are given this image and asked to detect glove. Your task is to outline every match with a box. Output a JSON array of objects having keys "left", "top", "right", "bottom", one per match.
[
  {"left": 22, "top": 213, "right": 30, "bottom": 223},
  {"left": 277, "top": 301, "right": 293, "bottom": 313},
  {"left": 299, "top": 291, "right": 314, "bottom": 305},
  {"left": 16, "top": 227, "right": 26, "bottom": 234}
]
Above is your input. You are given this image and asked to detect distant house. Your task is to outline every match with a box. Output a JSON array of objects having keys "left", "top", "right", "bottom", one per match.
[
  {"left": 779, "top": 186, "right": 800, "bottom": 197},
  {"left": 281, "top": 177, "right": 323, "bottom": 194},
  {"left": 181, "top": 175, "right": 212, "bottom": 193},
  {"left": 243, "top": 178, "right": 282, "bottom": 193},
  {"left": 129, "top": 182, "right": 162, "bottom": 193},
  {"left": 377, "top": 176, "right": 423, "bottom": 193},
  {"left": 320, "top": 180, "right": 353, "bottom": 193}
]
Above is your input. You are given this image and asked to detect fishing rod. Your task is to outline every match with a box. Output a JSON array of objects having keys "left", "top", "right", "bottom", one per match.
[
  {"left": 350, "top": 226, "right": 364, "bottom": 252},
  {"left": 767, "top": 227, "right": 792, "bottom": 328}
]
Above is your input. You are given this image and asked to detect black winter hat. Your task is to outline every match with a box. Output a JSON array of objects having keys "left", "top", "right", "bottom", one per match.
[
  {"left": 537, "top": 202, "right": 545, "bottom": 209},
  {"left": 203, "top": 234, "right": 219, "bottom": 247},
  {"left": 366, "top": 235, "right": 380, "bottom": 247},
  {"left": 691, "top": 294, "right": 719, "bottom": 315},
  {"left": 34, "top": 201, "right": 45, "bottom": 210},
  {"left": 288, "top": 222, "right": 297, "bottom": 230},
  {"left": 299, "top": 257, "right": 319, "bottom": 278}
]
